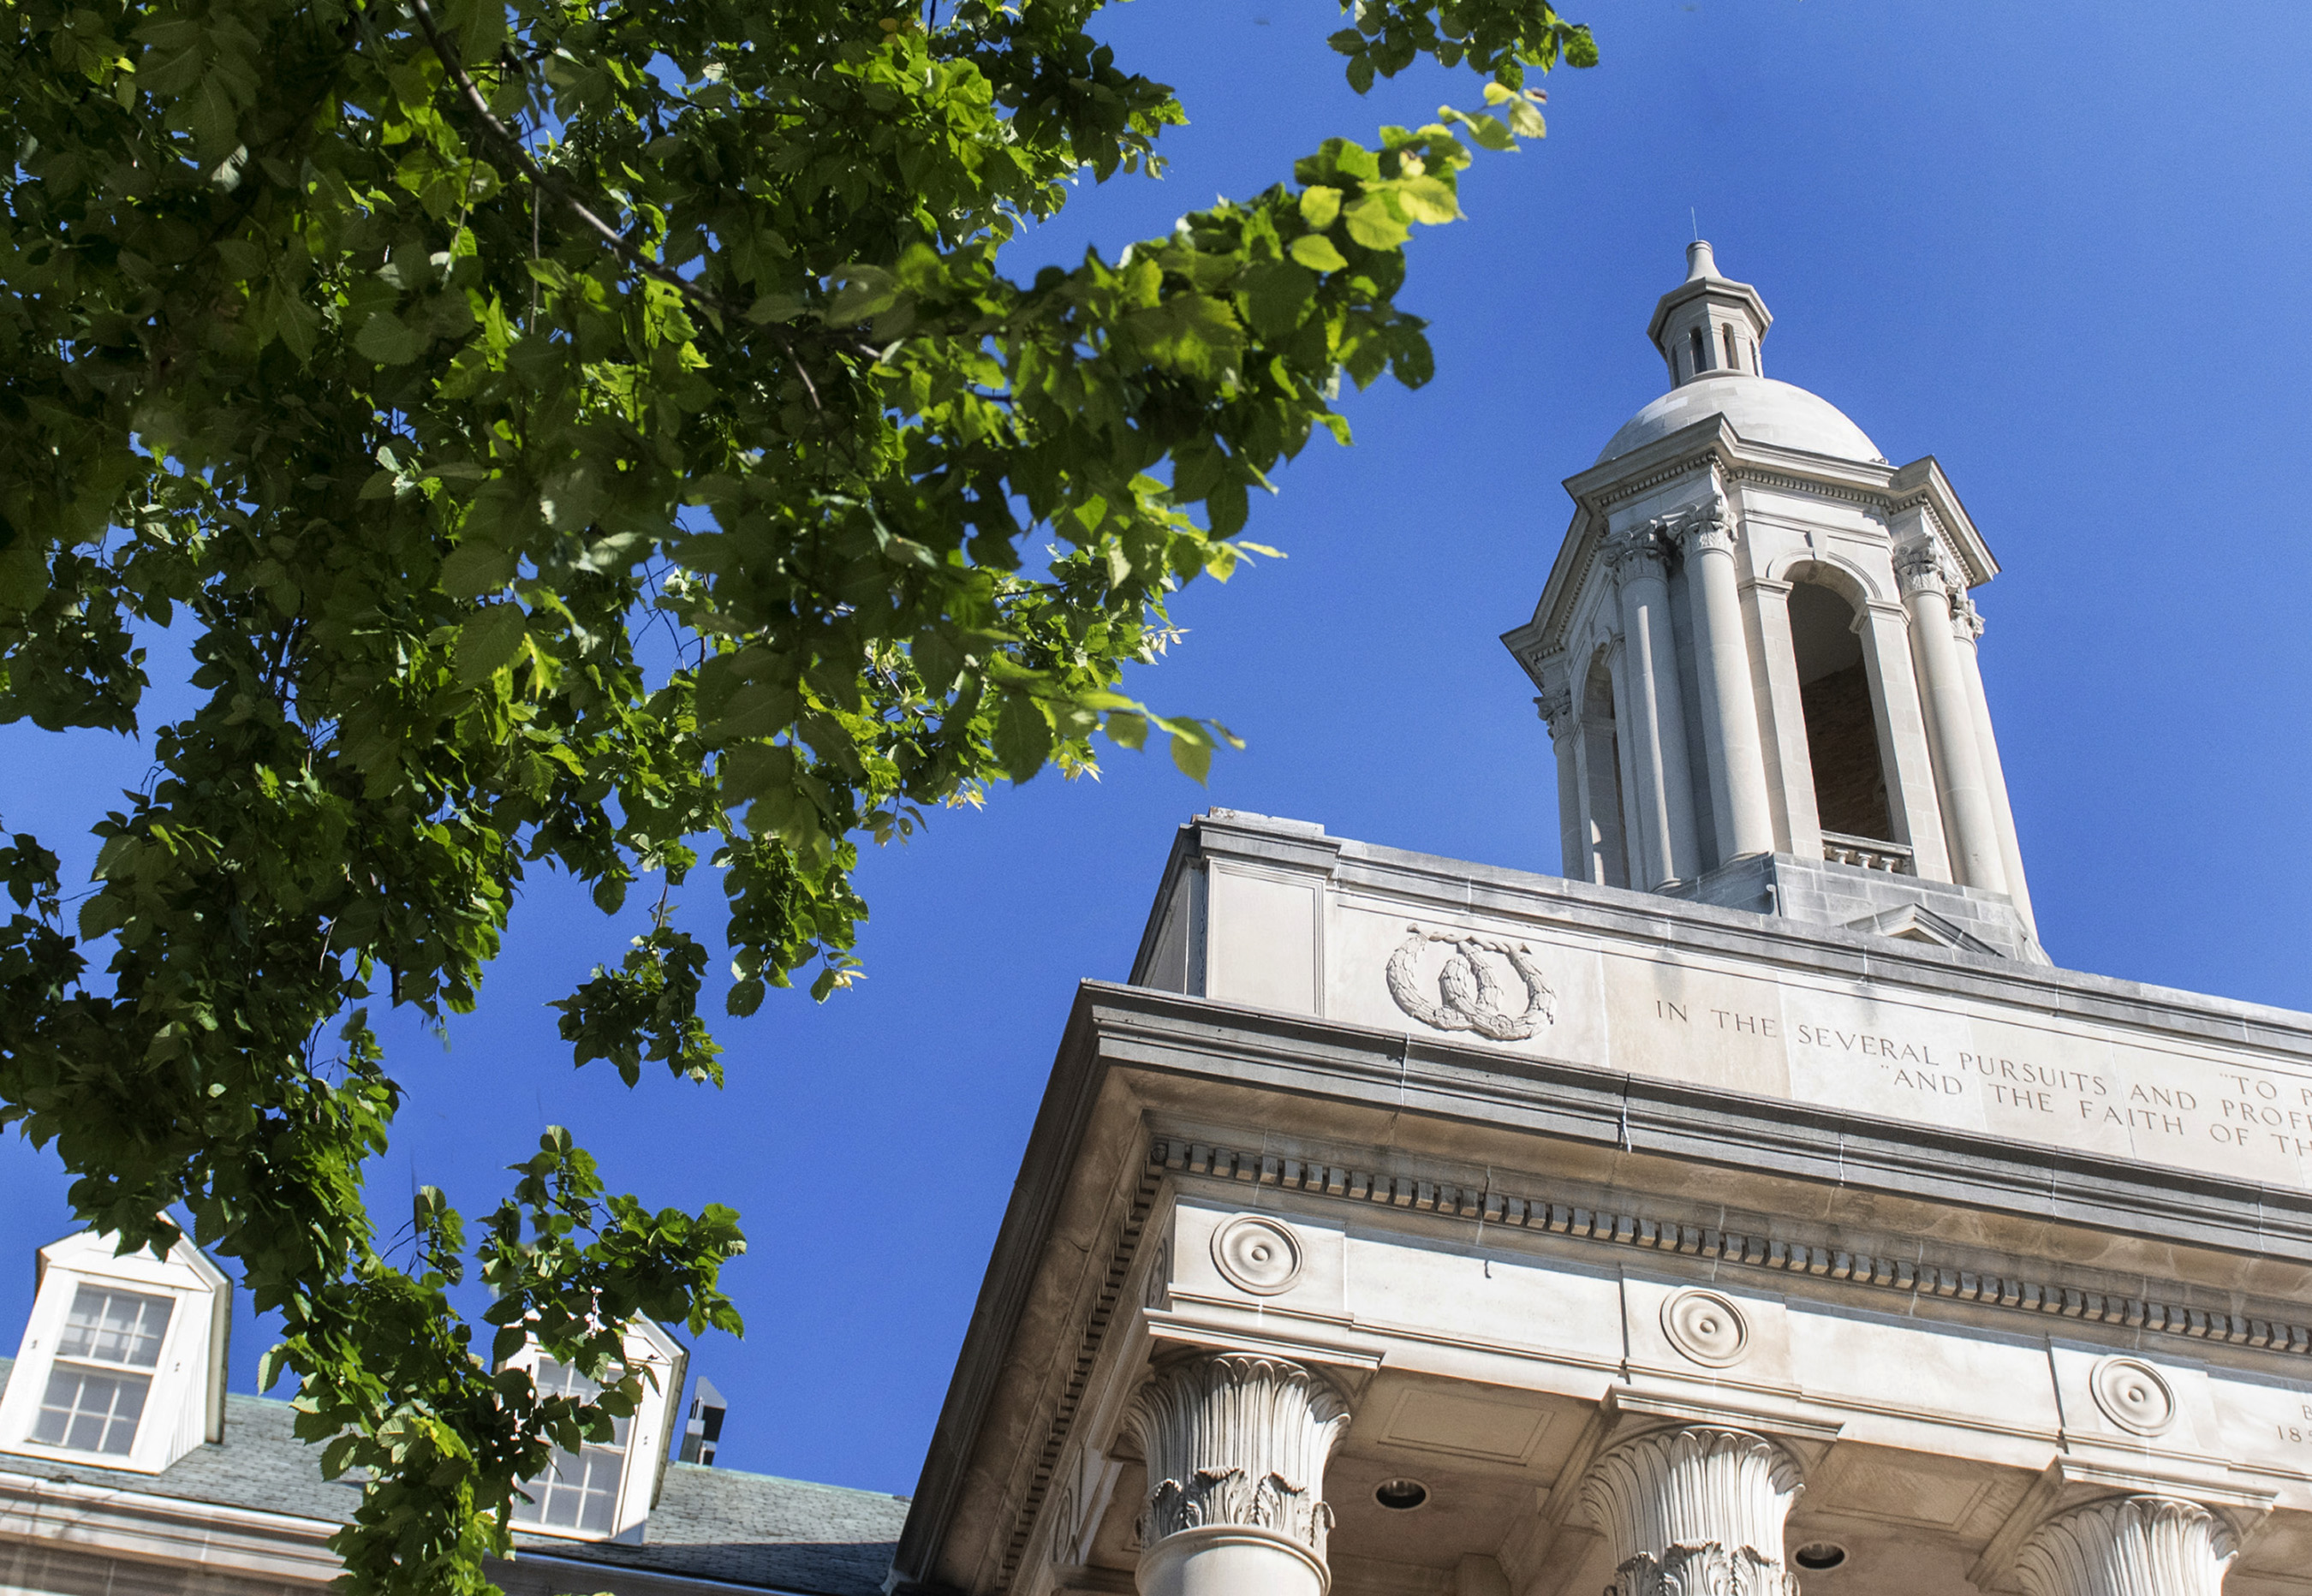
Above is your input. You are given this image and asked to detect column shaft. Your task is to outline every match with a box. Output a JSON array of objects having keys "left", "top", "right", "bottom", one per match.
[
  {"left": 1541, "top": 687, "right": 1583, "bottom": 882},
  {"left": 1897, "top": 545, "right": 2008, "bottom": 893},
  {"left": 1612, "top": 531, "right": 1701, "bottom": 888},
  {"left": 1680, "top": 508, "right": 1775, "bottom": 862},
  {"left": 1952, "top": 602, "right": 2038, "bottom": 940}
]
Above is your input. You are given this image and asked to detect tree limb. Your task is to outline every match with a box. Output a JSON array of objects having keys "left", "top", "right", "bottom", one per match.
[{"left": 404, "top": 0, "right": 736, "bottom": 322}]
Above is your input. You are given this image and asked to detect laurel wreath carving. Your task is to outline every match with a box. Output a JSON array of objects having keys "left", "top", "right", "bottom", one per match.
[{"left": 1385, "top": 925, "right": 1556, "bottom": 1040}]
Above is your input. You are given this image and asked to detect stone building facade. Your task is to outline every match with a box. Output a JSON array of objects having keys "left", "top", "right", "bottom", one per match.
[
  {"left": 5, "top": 248, "right": 2309, "bottom": 1596},
  {"left": 887, "top": 250, "right": 2312, "bottom": 1596}
]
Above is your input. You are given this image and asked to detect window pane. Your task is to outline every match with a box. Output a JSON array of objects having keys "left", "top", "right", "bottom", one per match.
[
  {"left": 514, "top": 1443, "right": 628, "bottom": 1533},
  {"left": 513, "top": 1361, "right": 630, "bottom": 1537},
  {"left": 33, "top": 1366, "right": 151, "bottom": 1456},
  {"left": 57, "top": 1284, "right": 173, "bottom": 1369}
]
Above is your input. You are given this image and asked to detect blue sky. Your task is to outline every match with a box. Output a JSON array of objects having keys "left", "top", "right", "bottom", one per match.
[{"left": 5, "top": 0, "right": 2311, "bottom": 1497}]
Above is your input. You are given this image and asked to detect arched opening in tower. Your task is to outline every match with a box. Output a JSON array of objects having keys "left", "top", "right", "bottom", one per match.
[
  {"left": 1787, "top": 581, "right": 1894, "bottom": 844},
  {"left": 1581, "top": 654, "right": 1629, "bottom": 889}
]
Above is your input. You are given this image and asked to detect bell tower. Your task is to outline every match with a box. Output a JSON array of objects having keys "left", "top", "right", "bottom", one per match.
[{"left": 1503, "top": 245, "right": 2041, "bottom": 962}]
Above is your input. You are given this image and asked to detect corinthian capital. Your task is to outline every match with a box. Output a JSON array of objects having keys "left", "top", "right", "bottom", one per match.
[
  {"left": 1951, "top": 592, "right": 1986, "bottom": 643},
  {"left": 2015, "top": 1497, "right": 2238, "bottom": 1596},
  {"left": 1580, "top": 1426, "right": 1804, "bottom": 1596},
  {"left": 1125, "top": 1352, "right": 1351, "bottom": 1561},
  {"left": 1537, "top": 686, "right": 1575, "bottom": 738},
  {"left": 1606, "top": 525, "right": 1674, "bottom": 584},
  {"left": 1893, "top": 540, "right": 1954, "bottom": 600},
  {"left": 1666, "top": 491, "right": 1736, "bottom": 557}
]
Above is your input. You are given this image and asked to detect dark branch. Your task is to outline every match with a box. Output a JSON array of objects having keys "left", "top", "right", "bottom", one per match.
[{"left": 404, "top": 0, "right": 736, "bottom": 323}]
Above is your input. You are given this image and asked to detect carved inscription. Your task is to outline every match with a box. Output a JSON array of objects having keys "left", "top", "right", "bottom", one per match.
[{"left": 1641, "top": 990, "right": 2312, "bottom": 1179}]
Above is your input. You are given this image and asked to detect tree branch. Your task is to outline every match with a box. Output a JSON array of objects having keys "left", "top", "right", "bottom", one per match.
[{"left": 404, "top": 0, "right": 735, "bottom": 323}]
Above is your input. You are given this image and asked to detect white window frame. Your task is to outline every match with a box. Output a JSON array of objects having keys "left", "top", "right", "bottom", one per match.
[
  {"left": 502, "top": 1319, "right": 684, "bottom": 1544},
  {"left": 0, "top": 1228, "right": 229, "bottom": 1475}
]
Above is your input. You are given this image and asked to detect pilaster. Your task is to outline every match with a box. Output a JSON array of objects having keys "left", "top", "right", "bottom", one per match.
[
  {"left": 1740, "top": 576, "right": 1818, "bottom": 858},
  {"left": 1853, "top": 595, "right": 1954, "bottom": 883}
]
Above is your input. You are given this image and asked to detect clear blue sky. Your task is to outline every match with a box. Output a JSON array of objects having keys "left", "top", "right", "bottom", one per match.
[{"left": 5, "top": 0, "right": 2310, "bottom": 1497}]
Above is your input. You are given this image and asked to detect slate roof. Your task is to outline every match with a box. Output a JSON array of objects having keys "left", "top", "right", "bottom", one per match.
[{"left": 0, "top": 1358, "right": 907, "bottom": 1596}]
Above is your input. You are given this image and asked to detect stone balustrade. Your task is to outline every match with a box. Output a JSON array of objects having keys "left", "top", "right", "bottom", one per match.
[{"left": 1820, "top": 831, "right": 1915, "bottom": 875}]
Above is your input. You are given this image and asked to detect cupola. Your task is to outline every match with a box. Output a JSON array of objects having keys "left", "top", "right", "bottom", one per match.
[
  {"left": 1648, "top": 240, "right": 1772, "bottom": 384},
  {"left": 1504, "top": 245, "right": 2043, "bottom": 962}
]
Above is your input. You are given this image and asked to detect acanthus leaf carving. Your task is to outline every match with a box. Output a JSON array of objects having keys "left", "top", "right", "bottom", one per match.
[
  {"left": 2014, "top": 1497, "right": 2237, "bottom": 1596},
  {"left": 1125, "top": 1353, "right": 1350, "bottom": 1562},
  {"left": 1582, "top": 1427, "right": 1803, "bottom": 1596}
]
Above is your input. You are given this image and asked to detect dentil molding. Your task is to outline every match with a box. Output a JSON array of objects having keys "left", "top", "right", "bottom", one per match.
[
  {"left": 1124, "top": 1352, "right": 1352, "bottom": 1562},
  {"left": 2013, "top": 1497, "right": 2238, "bottom": 1596},
  {"left": 1580, "top": 1426, "right": 1803, "bottom": 1596}
]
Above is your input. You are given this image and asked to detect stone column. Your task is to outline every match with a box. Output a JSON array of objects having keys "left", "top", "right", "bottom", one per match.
[
  {"left": 1580, "top": 1426, "right": 1803, "bottom": 1596},
  {"left": 2015, "top": 1497, "right": 2237, "bottom": 1596},
  {"left": 1951, "top": 598, "right": 2038, "bottom": 940},
  {"left": 1540, "top": 685, "right": 1583, "bottom": 884},
  {"left": 1608, "top": 527, "right": 1701, "bottom": 889},
  {"left": 1125, "top": 1352, "right": 1352, "bottom": 1596},
  {"left": 1895, "top": 543, "right": 2008, "bottom": 894},
  {"left": 1675, "top": 497, "right": 1775, "bottom": 864}
]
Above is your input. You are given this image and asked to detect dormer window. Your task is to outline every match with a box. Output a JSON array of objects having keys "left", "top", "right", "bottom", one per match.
[
  {"left": 511, "top": 1358, "right": 634, "bottom": 1535},
  {"left": 0, "top": 1227, "right": 229, "bottom": 1474},
  {"left": 502, "top": 1319, "right": 687, "bottom": 1544},
  {"left": 30, "top": 1285, "right": 175, "bottom": 1455}
]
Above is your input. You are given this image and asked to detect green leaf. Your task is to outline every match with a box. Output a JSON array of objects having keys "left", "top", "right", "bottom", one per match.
[
  {"left": 439, "top": 543, "right": 517, "bottom": 599},
  {"left": 455, "top": 604, "right": 527, "bottom": 685},
  {"left": 1298, "top": 185, "right": 1343, "bottom": 229},
  {"left": 1343, "top": 194, "right": 1411, "bottom": 250},
  {"left": 1169, "top": 727, "right": 1213, "bottom": 783},
  {"left": 1235, "top": 260, "right": 1318, "bottom": 337},
  {"left": 993, "top": 692, "right": 1053, "bottom": 783},
  {"left": 355, "top": 313, "right": 424, "bottom": 366},
  {"left": 1393, "top": 176, "right": 1461, "bottom": 224},
  {"left": 1288, "top": 234, "right": 1350, "bottom": 272}
]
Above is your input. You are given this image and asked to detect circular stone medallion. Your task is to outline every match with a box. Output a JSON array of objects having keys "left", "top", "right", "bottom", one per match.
[
  {"left": 2089, "top": 1356, "right": 2176, "bottom": 1436},
  {"left": 1661, "top": 1289, "right": 1750, "bottom": 1367},
  {"left": 1210, "top": 1214, "right": 1304, "bottom": 1296}
]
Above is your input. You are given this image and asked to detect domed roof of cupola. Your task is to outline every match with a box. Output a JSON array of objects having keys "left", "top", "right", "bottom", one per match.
[
  {"left": 1597, "top": 241, "right": 1889, "bottom": 467},
  {"left": 1595, "top": 372, "right": 1886, "bottom": 466}
]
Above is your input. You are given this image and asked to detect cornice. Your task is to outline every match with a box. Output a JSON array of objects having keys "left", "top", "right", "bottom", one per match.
[
  {"left": 1522, "top": 420, "right": 2002, "bottom": 660},
  {"left": 0, "top": 1469, "right": 342, "bottom": 1585},
  {"left": 1146, "top": 1134, "right": 2312, "bottom": 1361}
]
